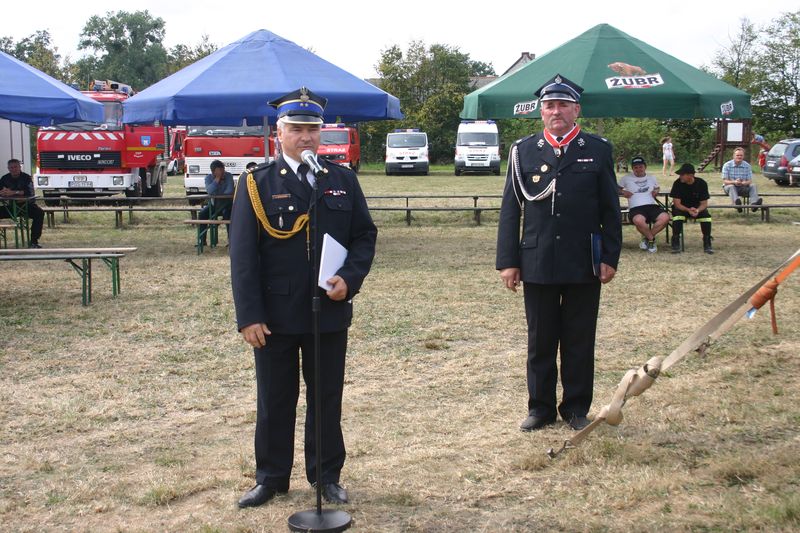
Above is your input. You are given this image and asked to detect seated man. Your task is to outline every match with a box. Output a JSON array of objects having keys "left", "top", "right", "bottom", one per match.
[
  {"left": 670, "top": 163, "right": 713, "bottom": 255},
  {"left": 197, "top": 159, "right": 234, "bottom": 246},
  {"left": 0, "top": 158, "right": 45, "bottom": 248},
  {"left": 722, "top": 147, "right": 761, "bottom": 212},
  {"left": 618, "top": 156, "right": 670, "bottom": 253}
]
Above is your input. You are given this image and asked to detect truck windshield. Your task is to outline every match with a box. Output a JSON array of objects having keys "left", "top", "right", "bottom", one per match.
[
  {"left": 457, "top": 132, "right": 499, "bottom": 146},
  {"left": 321, "top": 131, "right": 350, "bottom": 145},
  {"left": 388, "top": 134, "right": 426, "bottom": 148},
  {"left": 41, "top": 101, "right": 124, "bottom": 131},
  {"left": 188, "top": 125, "right": 265, "bottom": 137}
]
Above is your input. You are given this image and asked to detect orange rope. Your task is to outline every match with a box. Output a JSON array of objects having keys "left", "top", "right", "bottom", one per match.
[{"left": 748, "top": 253, "right": 800, "bottom": 334}]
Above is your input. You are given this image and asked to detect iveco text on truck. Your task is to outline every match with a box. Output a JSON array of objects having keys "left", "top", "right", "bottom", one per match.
[
  {"left": 385, "top": 129, "right": 429, "bottom": 175},
  {"left": 35, "top": 80, "right": 169, "bottom": 201},
  {"left": 454, "top": 120, "right": 501, "bottom": 176}
]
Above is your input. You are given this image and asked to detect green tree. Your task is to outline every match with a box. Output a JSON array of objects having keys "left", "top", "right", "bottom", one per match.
[
  {"left": 361, "top": 41, "right": 495, "bottom": 163},
  {"left": 75, "top": 10, "right": 168, "bottom": 91},
  {"left": 167, "top": 35, "right": 218, "bottom": 75},
  {"left": 0, "top": 30, "right": 64, "bottom": 79}
]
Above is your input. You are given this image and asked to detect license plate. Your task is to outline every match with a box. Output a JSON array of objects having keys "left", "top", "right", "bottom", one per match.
[
  {"left": 467, "top": 161, "right": 489, "bottom": 167},
  {"left": 401, "top": 164, "right": 413, "bottom": 168},
  {"left": 766, "top": 162, "right": 775, "bottom": 167},
  {"left": 68, "top": 181, "right": 93, "bottom": 187}
]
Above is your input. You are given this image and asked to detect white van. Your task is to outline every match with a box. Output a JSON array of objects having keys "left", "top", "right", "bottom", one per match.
[
  {"left": 385, "top": 129, "right": 429, "bottom": 175},
  {"left": 454, "top": 120, "right": 501, "bottom": 176}
]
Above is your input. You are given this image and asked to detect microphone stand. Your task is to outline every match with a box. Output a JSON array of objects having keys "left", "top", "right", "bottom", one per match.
[{"left": 288, "top": 164, "right": 352, "bottom": 533}]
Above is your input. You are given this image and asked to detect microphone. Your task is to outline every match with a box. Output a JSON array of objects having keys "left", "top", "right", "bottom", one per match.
[{"left": 301, "top": 149, "right": 324, "bottom": 177}]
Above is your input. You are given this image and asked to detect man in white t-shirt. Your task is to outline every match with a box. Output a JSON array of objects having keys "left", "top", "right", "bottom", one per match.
[{"left": 618, "top": 156, "right": 670, "bottom": 253}]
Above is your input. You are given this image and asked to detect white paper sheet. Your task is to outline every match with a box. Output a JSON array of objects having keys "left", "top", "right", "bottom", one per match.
[{"left": 318, "top": 233, "right": 348, "bottom": 290}]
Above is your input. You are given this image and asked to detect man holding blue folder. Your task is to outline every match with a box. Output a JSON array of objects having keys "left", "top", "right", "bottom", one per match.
[{"left": 496, "top": 74, "right": 622, "bottom": 432}]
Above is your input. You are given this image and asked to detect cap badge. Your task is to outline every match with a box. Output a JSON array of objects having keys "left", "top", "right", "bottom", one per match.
[
  {"left": 299, "top": 87, "right": 310, "bottom": 106},
  {"left": 554, "top": 75, "right": 562, "bottom": 84}
]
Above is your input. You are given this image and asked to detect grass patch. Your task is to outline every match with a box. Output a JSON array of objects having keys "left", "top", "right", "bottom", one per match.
[{"left": 1, "top": 170, "right": 798, "bottom": 530}]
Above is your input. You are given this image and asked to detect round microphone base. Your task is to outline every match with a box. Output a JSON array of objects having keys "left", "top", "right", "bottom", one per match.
[{"left": 287, "top": 509, "right": 352, "bottom": 532}]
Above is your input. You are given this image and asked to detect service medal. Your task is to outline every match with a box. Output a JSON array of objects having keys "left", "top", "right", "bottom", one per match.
[
  {"left": 532, "top": 175, "right": 541, "bottom": 183},
  {"left": 554, "top": 148, "right": 562, "bottom": 157}
]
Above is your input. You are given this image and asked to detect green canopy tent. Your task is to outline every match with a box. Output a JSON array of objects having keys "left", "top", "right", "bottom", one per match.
[{"left": 461, "top": 24, "right": 751, "bottom": 121}]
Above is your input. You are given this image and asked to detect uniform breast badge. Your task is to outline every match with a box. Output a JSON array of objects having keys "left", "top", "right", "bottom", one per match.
[
  {"left": 541, "top": 164, "right": 549, "bottom": 172},
  {"left": 577, "top": 137, "right": 586, "bottom": 147},
  {"left": 537, "top": 138, "right": 545, "bottom": 149},
  {"left": 280, "top": 168, "right": 288, "bottom": 175},
  {"left": 532, "top": 175, "right": 541, "bottom": 183}
]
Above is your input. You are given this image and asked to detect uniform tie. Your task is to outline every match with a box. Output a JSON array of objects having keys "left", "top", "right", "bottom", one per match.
[{"left": 297, "top": 163, "right": 314, "bottom": 191}]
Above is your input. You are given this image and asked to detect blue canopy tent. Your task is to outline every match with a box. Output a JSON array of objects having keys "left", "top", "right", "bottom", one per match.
[
  {"left": 0, "top": 50, "right": 104, "bottom": 125},
  {"left": 122, "top": 29, "right": 402, "bottom": 125}
]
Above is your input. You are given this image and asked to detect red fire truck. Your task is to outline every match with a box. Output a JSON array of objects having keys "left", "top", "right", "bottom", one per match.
[
  {"left": 318, "top": 123, "right": 361, "bottom": 172},
  {"left": 167, "top": 127, "right": 187, "bottom": 175},
  {"left": 35, "top": 80, "right": 170, "bottom": 201},
  {"left": 184, "top": 124, "right": 275, "bottom": 200}
]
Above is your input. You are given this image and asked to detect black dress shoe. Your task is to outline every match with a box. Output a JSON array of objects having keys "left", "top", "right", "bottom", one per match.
[
  {"left": 519, "top": 414, "right": 556, "bottom": 432},
  {"left": 567, "top": 415, "right": 591, "bottom": 431},
  {"left": 237, "top": 484, "right": 284, "bottom": 508},
  {"left": 318, "top": 482, "right": 348, "bottom": 504}
]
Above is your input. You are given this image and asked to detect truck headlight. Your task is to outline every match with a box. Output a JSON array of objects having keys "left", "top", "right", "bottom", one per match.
[
  {"left": 454, "top": 154, "right": 464, "bottom": 161},
  {"left": 491, "top": 153, "right": 501, "bottom": 161},
  {"left": 113, "top": 176, "right": 124, "bottom": 185},
  {"left": 37, "top": 176, "right": 49, "bottom": 186}
]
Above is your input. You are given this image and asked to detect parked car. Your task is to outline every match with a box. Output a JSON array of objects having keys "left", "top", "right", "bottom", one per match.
[
  {"left": 763, "top": 139, "right": 800, "bottom": 186},
  {"left": 786, "top": 154, "right": 800, "bottom": 185}
]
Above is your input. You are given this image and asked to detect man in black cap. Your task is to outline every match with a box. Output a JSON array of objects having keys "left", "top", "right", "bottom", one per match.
[
  {"left": 496, "top": 74, "right": 622, "bottom": 432},
  {"left": 618, "top": 156, "right": 670, "bottom": 253},
  {"left": 669, "top": 163, "right": 713, "bottom": 254},
  {"left": 229, "top": 87, "right": 377, "bottom": 508},
  {"left": 0, "top": 159, "right": 45, "bottom": 248}
]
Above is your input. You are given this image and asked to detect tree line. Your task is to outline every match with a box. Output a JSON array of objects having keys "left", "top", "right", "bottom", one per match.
[{"left": 3, "top": 9, "right": 797, "bottom": 167}]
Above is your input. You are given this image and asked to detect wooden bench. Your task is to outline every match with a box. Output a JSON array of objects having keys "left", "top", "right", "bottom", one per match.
[
  {"left": 43, "top": 205, "right": 201, "bottom": 228},
  {"left": 183, "top": 219, "right": 230, "bottom": 254},
  {"left": 368, "top": 206, "right": 500, "bottom": 226},
  {"left": 0, "top": 220, "right": 15, "bottom": 248},
  {"left": 0, "top": 247, "right": 136, "bottom": 305}
]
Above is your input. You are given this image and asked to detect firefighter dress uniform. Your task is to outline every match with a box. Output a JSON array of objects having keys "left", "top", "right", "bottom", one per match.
[
  {"left": 229, "top": 88, "right": 376, "bottom": 502},
  {"left": 496, "top": 75, "right": 622, "bottom": 426}
]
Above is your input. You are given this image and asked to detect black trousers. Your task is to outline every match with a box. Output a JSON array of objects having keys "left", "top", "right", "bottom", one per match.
[
  {"left": 523, "top": 282, "right": 601, "bottom": 420},
  {"left": 253, "top": 330, "right": 348, "bottom": 490},
  {"left": 1, "top": 202, "right": 44, "bottom": 243}
]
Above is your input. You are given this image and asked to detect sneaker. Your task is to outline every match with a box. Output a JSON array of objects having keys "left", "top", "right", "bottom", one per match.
[
  {"left": 671, "top": 239, "right": 681, "bottom": 254},
  {"left": 703, "top": 236, "right": 714, "bottom": 255},
  {"left": 639, "top": 237, "right": 648, "bottom": 250},
  {"left": 28, "top": 242, "right": 42, "bottom": 249},
  {"left": 647, "top": 240, "right": 657, "bottom": 253},
  {"left": 752, "top": 198, "right": 763, "bottom": 212},
  {"left": 735, "top": 198, "right": 742, "bottom": 213}
]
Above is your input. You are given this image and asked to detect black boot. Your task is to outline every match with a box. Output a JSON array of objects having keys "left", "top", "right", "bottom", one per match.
[
  {"left": 703, "top": 235, "right": 714, "bottom": 255},
  {"left": 671, "top": 235, "right": 681, "bottom": 253}
]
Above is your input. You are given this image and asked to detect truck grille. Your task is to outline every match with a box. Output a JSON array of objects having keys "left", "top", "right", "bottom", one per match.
[
  {"left": 39, "top": 151, "right": 122, "bottom": 169},
  {"left": 467, "top": 154, "right": 489, "bottom": 162}
]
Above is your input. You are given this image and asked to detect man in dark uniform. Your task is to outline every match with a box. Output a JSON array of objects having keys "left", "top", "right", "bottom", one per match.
[
  {"left": 669, "top": 163, "right": 713, "bottom": 254},
  {"left": 229, "top": 87, "right": 377, "bottom": 508},
  {"left": 0, "top": 159, "right": 45, "bottom": 248},
  {"left": 496, "top": 74, "right": 622, "bottom": 432}
]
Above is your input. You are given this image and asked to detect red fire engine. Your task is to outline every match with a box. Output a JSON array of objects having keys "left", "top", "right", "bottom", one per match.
[
  {"left": 318, "top": 123, "right": 360, "bottom": 172},
  {"left": 35, "top": 80, "right": 170, "bottom": 201},
  {"left": 167, "top": 127, "right": 187, "bottom": 175},
  {"left": 184, "top": 124, "right": 275, "bottom": 200}
]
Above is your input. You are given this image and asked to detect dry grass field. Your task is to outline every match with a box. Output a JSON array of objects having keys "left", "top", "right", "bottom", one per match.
[{"left": 1, "top": 169, "right": 799, "bottom": 532}]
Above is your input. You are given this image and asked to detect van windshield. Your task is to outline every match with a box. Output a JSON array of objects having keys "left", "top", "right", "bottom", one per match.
[
  {"left": 321, "top": 131, "right": 349, "bottom": 145},
  {"left": 457, "top": 132, "right": 499, "bottom": 146},
  {"left": 388, "top": 133, "right": 426, "bottom": 148}
]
